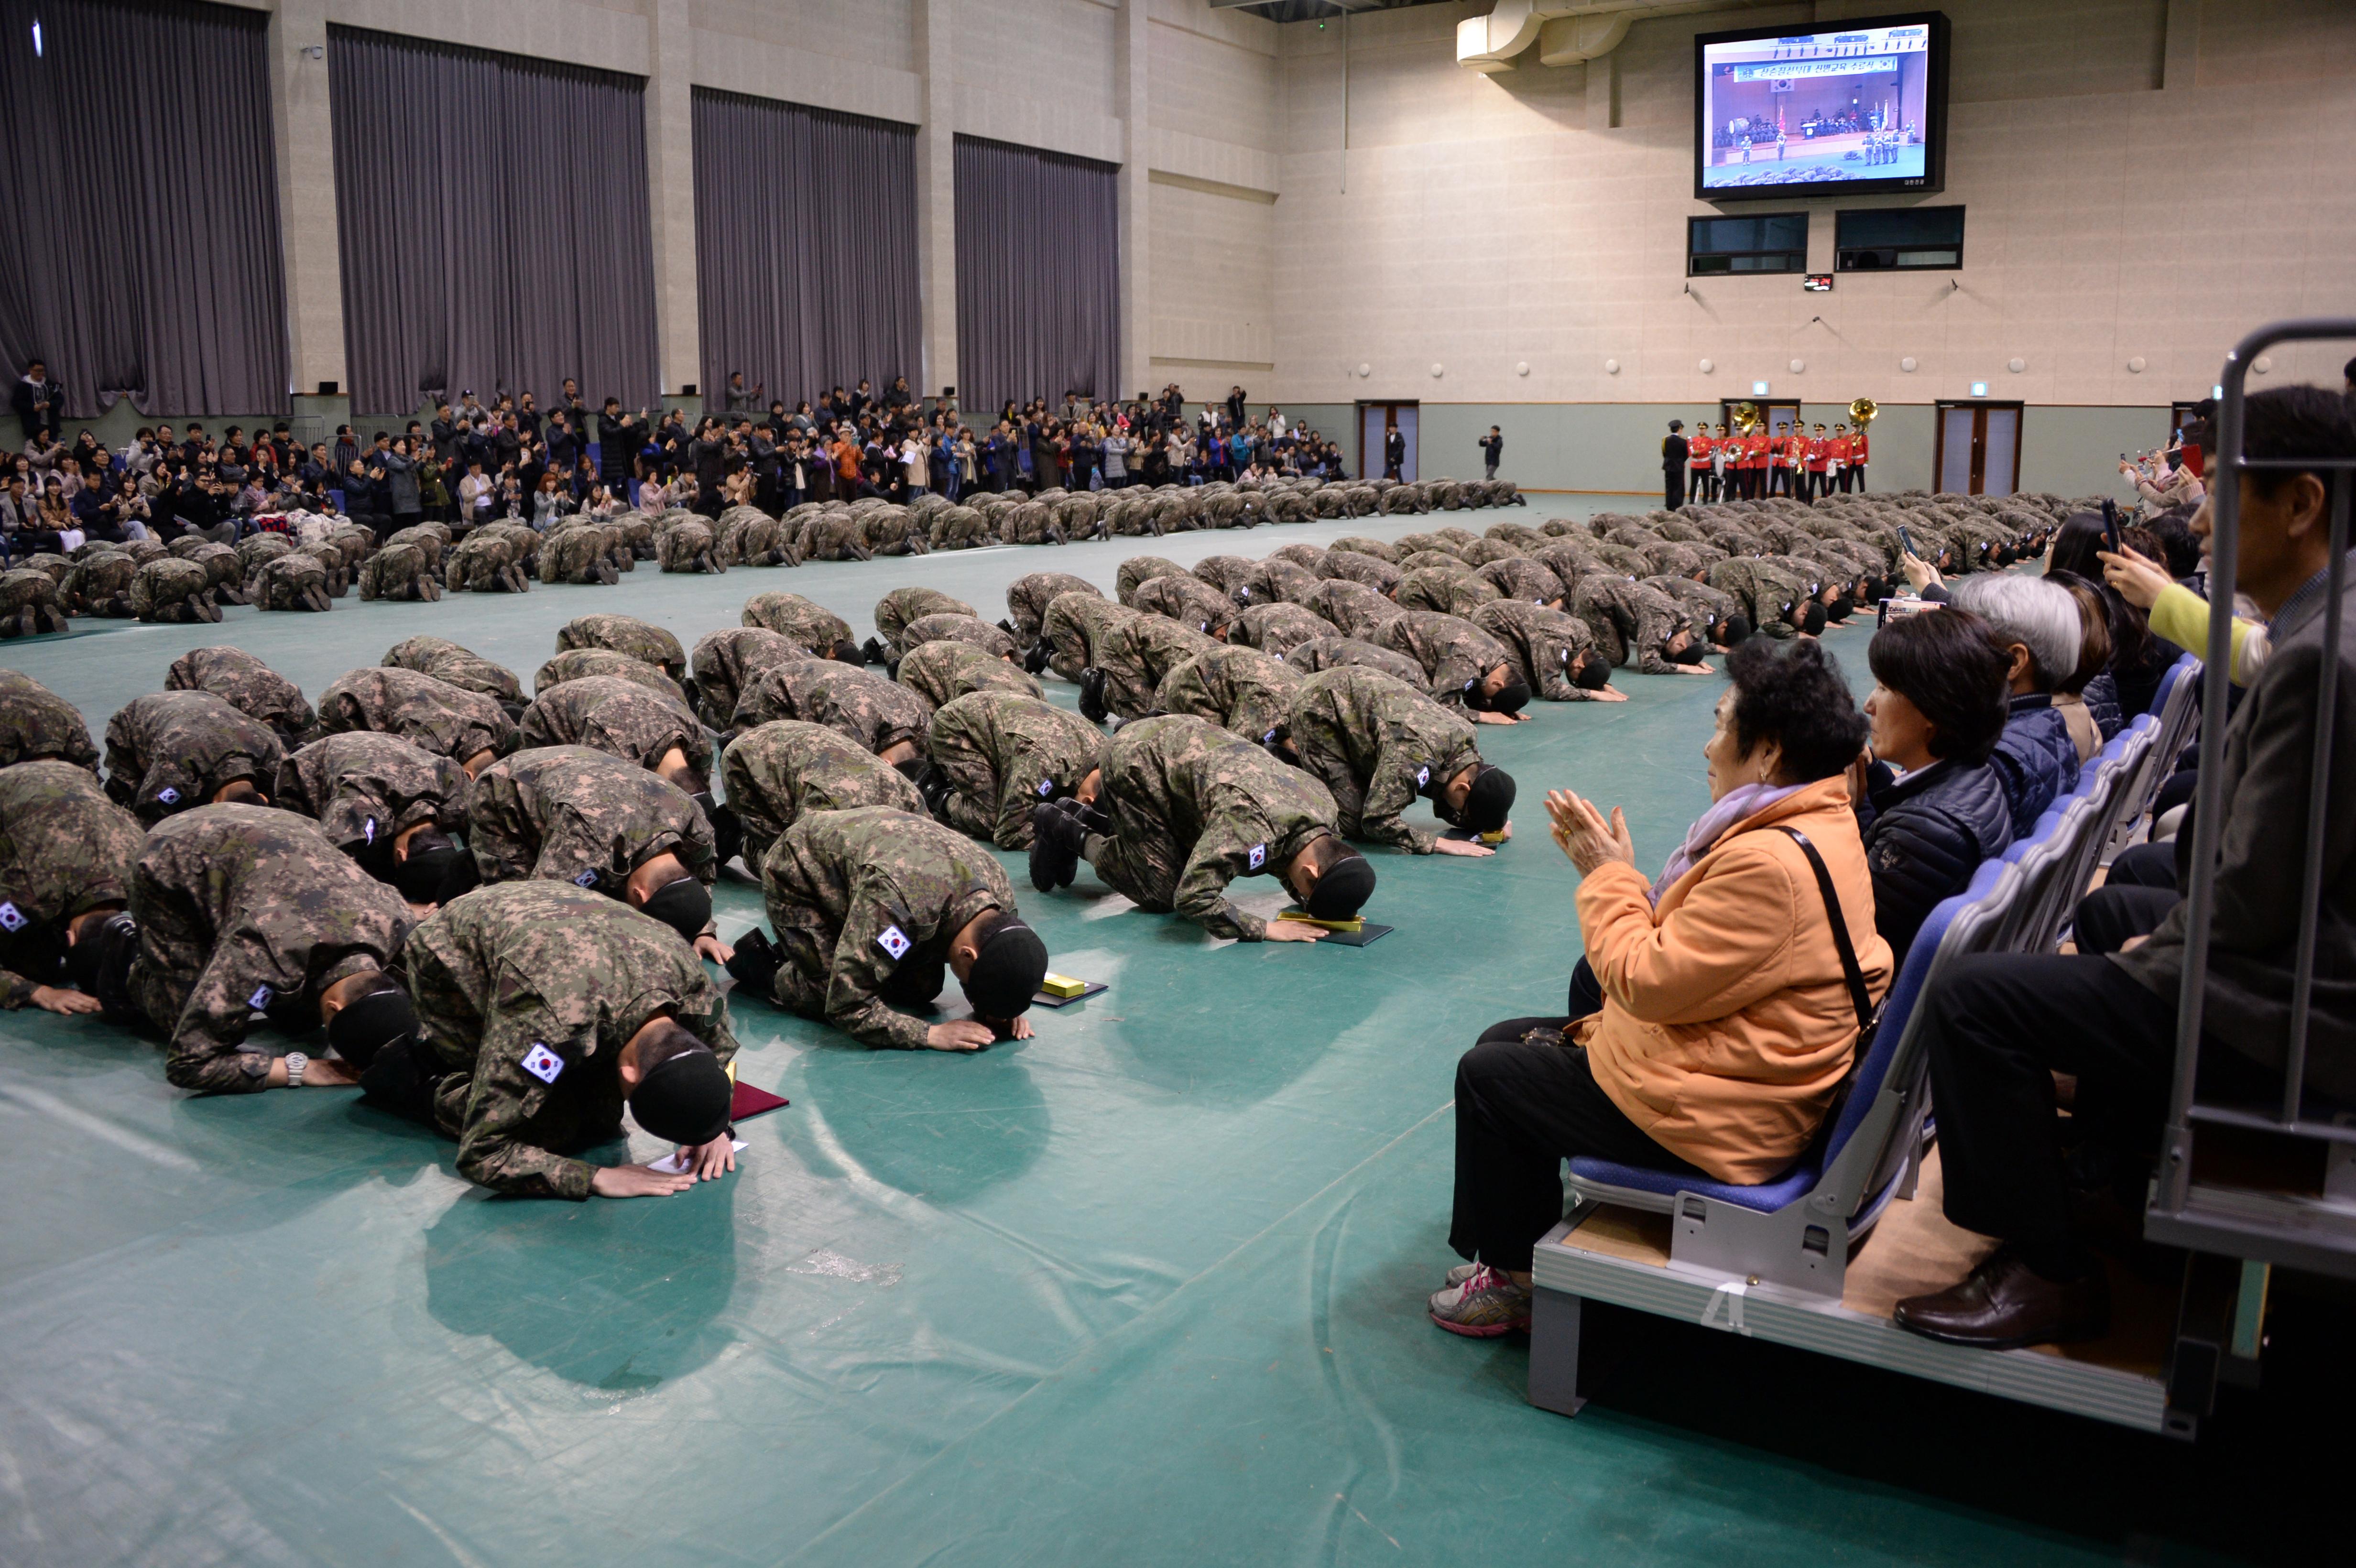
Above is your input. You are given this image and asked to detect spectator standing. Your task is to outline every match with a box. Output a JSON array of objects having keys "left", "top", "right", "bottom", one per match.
[
  {"left": 11, "top": 359, "right": 62, "bottom": 444},
  {"left": 1661, "top": 421, "right": 1689, "bottom": 510},
  {"left": 1479, "top": 426, "right": 1504, "bottom": 482}
]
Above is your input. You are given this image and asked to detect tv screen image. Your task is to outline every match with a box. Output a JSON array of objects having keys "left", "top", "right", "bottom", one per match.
[{"left": 1695, "top": 12, "right": 1947, "bottom": 198}]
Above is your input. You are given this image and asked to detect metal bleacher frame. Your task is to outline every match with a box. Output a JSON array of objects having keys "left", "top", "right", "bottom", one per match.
[
  {"left": 2141, "top": 319, "right": 2356, "bottom": 1434},
  {"left": 1519, "top": 363, "right": 2330, "bottom": 1434}
]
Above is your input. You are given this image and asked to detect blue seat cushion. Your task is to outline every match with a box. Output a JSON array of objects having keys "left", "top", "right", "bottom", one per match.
[{"left": 1569, "top": 1153, "right": 1821, "bottom": 1214}]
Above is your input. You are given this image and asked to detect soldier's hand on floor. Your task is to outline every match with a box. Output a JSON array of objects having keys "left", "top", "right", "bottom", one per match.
[
  {"left": 682, "top": 1136, "right": 737, "bottom": 1181},
  {"left": 1672, "top": 663, "right": 1713, "bottom": 675},
  {"left": 29, "top": 985, "right": 102, "bottom": 1016},
  {"left": 1470, "top": 709, "right": 1517, "bottom": 725},
  {"left": 1431, "top": 837, "right": 1495, "bottom": 858},
  {"left": 591, "top": 1163, "right": 696, "bottom": 1198},
  {"left": 1264, "top": 918, "right": 1326, "bottom": 942},
  {"left": 694, "top": 932, "right": 735, "bottom": 965},
  {"left": 1590, "top": 686, "right": 1630, "bottom": 702},
  {"left": 297, "top": 1057, "right": 359, "bottom": 1088},
  {"left": 927, "top": 1020, "right": 998, "bottom": 1052}
]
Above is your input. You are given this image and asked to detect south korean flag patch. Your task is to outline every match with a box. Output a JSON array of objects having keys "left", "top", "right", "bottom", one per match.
[
  {"left": 1036, "top": 778, "right": 1056, "bottom": 799},
  {"left": 363, "top": 817, "right": 378, "bottom": 844},
  {"left": 573, "top": 868, "right": 600, "bottom": 888},
  {"left": 1247, "top": 843, "right": 1267, "bottom": 871},
  {"left": 247, "top": 984, "right": 274, "bottom": 1011},
  {"left": 156, "top": 786, "right": 180, "bottom": 806},
  {"left": 0, "top": 901, "right": 25, "bottom": 934},
  {"left": 876, "top": 924, "right": 913, "bottom": 962},
  {"left": 521, "top": 1043, "right": 565, "bottom": 1085},
  {"left": 1415, "top": 765, "right": 1432, "bottom": 791}
]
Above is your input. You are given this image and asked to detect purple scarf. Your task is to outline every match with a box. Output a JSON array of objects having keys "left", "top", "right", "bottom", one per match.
[{"left": 1650, "top": 781, "right": 1802, "bottom": 905}]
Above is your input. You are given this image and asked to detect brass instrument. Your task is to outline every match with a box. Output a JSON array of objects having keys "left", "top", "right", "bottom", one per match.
[
  {"left": 1849, "top": 396, "right": 1878, "bottom": 429},
  {"left": 1732, "top": 401, "right": 1763, "bottom": 435}
]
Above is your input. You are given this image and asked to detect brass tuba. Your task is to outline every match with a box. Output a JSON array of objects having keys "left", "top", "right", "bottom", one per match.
[
  {"left": 1732, "top": 401, "right": 1763, "bottom": 435},
  {"left": 1849, "top": 397, "right": 1878, "bottom": 429}
]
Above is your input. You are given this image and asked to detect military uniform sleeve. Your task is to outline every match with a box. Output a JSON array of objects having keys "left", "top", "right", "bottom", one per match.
[
  {"left": 1, "top": 962, "right": 41, "bottom": 1009},
  {"left": 162, "top": 928, "right": 284, "bottom": 1093},
  {"left": 825, "top": 891, "right": 938, "bottom": 1050},
  {"left": 1171, "top": 823, "right": 1266, "bottom": 941},
  {"left": 1360, "top": 744, "right": 1437, "bottom": 854},
  {"left": 454, "top": 1007, "right": 597, "bottom": 1200}
]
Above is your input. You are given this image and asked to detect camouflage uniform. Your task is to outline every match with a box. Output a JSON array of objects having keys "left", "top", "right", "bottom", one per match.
[
  {"left": 1472, "top": 599, "right": 1607, "bottom": 701},
  {"left": 128, "top": 805, "right": 412, "bottom": 1094},
  {"left": 1394, "top": 567, "right": 1501, "bottom": 620},
  {"left": 1574, "top": 574, "right": 1693, "bottom": 673},
  {"left": 466, "top": 745, "right": 716, "bottom": 897},
  {"left": 690, "top": 627, "right": 807, "bottom": 734},
  {"left": 1706, "top": 558, "right": 1809, "bottom": 640},
  {"left": 922, "top": 692, "right": 1102, "bottom": 850},
  {"left": 1115, "top": 556, "right": 1190, "bottom": 604},
  {"left": 1123, "top": 574, "right": 1232, "bottom": 637},
  {"left": 655, "top": 516, "right": 723, "bottom": 573},
  {"left": 248, "top": 550, "right": 335, "bottom": 611},
  {"left": 1153, "top": 644, "right": 1304, "bottom": 743},
  {"left": 1283, "top": 667, "right": 1481, "bottom": 854},
  {"left": 1088, "top": 715, "right": 1341, "bottom": 940},
  {"left": 1317, "top": 549, "right": 1403, "bottom": 596},
  {"left": 721, "top": 720, "right": 924, "bottom": 870},
  {"left": 275, "top": 731, "right": 469, "bottom": 855},
  {"left": 60, "top": 551, "right": 139, "bottom": 616},
  {"left": 380, "top": 636, "right": 524, "bottom": 707},
  {"left": 555, "top": 614, "right": 688, "bottom": 685},
  {"left": 102, "top": 691, "right": 284, "bottom": 823},
  {"left": 898, "top": 639, "right": 1041, "bottom": 711},
  {"left": 1005, "top": 571, "right": 1101, "bottom": 643},
  {"left": 0, "top": 762, "right": 142, "bottom": 1008},
  {"left": 534, "top": 648, "right": 689, "bottom": 704},
  {"left": 996, "top": 501, "right": 1068, "bottom": 547},
  {"left": 172, "top": 538, "right": 245, "bottom": 603},
  {"left": 1091, "top": 614, "right": 1221, "bottom": 721},
  {"left": 741, "top": 590, "right": 855, "bottom": 656},
  {"left": 0, "top": 668, "right": 97, "bottom": 770},
  {"left": 927, "top": 504, "right": 993, "bottom": 551},
  {"left": 129, "top": 557, "right": 218, "bottom": 622},
  {"left": 875, "top": 587, "right": 977, "bottom": 656},
  {"left": 756, "top": 805, "right": 1020, "bottom": 1049},
  {"left": 1300, "top": 579, "right": 1405, "bottom": 643},
  {"left": 1279, "top": 636, "right": 1429, "bottom": 689},
  {"left": 1189, "top": 555, "right": 1255, "bottom": 597},
  {"left": 382, "top": 522, "right": 450, "bottom": 574},
  {"left": 1475, "top": 557, "right": 1568, "bottom": 606},
  {"left": 1648, "top": 575, "right": 1740, "bottom": 642},
  {"left": 404, "top": 882, "right": 737, "bottom": 1198},
  {"left": 517, "top": 676, "right": 706, "bottom": 777},
  {"left": 358, "top": 540, "right": 442, "bottom": 601},
  {"left": 731, "top": 660, "right": 929, "bottom": 755},
  {"left": 1039, "top": 592, "right": 1139, "bottom": 685},
  {"left": 897, "top": 612, "right": 1017, "bottom": 662},
  {"left": 319, "top": 667, "right": 518, "bottom": 765},
  {"left": 798, "top": 509, "right": 874, "bottom": 562},
  {"left": 539, "top": 521, "right": 624, "bottom": 585},
  {"left": 1227, "top": 600, "right": 1335, "bottom": 657},
  {"left": 161, "top": 648, "right": 315, "bottom": 750},
  {"left": 443, "top": 529, "right": 532, "bottom": 594},
  {"left": 1369, "top": 610, "right": 1515, "bottom": 704}
]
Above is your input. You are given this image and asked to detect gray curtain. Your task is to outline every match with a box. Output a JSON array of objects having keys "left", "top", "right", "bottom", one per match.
[
  {"left": 692, "top": 90, "right": 919, "bottom": 412},
  {"left": 0, "top": 0, "right": 288, "bottom": 418},
  {"left": 327, "top": 26, "right": 660, "bottom": 418},
  {"left": 953, "top": 135, "right": 1119, "bottom": 415}
]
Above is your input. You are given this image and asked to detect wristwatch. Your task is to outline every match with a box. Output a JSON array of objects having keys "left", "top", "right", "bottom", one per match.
[{"left": 284, "top": 1051, "right": 308, "bottom": 1088}]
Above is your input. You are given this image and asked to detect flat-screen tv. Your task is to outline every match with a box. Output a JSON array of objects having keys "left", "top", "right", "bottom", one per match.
[{"left": 1695, "top": 11, "right": 1949, "bottom": 200}]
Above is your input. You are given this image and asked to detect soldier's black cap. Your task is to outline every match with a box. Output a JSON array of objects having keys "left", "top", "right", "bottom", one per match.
[
  {"left": 1722, "top": 614, "right": 1754, "bottom": 645},
  {"left": 641, "top": 876, "right": 712, "bottom": 945},
  {"left": 962, "top": 913, "right": 1047, "bottom": 1022},
  {"left": 631, "top": 1038, "right": 732, "bottom": 1147},
  {"left": 327, "top": 982, "right": 419, "bottom": 1069},
  {"left": 1491, "top": 678, "right": 1531, "bottom": 715},
  {"left": 1462, "top": 765, "right": 1516, "bottom": 835},
  {"left": 66, "top": 911, "right": 140, "bottom": 1019},
  {"left": 393, "top": 832, "right": 460, "bottom": 904},
  {"left": 830, "top": 639, "right": 863, "bottom": 665},
  {"left": 1303, "top": 853, "right": 1375, "bottom": 922}
]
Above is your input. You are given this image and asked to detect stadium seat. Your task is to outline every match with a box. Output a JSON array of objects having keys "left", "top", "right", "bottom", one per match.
[{"left": 1563, "top": 855, "right": 2013, "bottom": 1297}]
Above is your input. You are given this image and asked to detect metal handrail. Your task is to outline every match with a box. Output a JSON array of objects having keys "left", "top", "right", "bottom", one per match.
[{"left": 2152, "top": 319, "right": 2356, "bottom": 1262}]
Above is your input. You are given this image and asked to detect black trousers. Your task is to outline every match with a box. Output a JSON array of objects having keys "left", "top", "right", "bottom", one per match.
[
  {"left": 1449, "top": 958, "right": 1692, "bottom": 1273},
  {"left": 2073, "top": 840, "right": 2180, "bottom": 957},
  {"left": 1919, "top": 952, "right": 2237, "bottom": 1278},
  {"left": 1663, "top": 470, "right": 1685, "bottom": 510}
]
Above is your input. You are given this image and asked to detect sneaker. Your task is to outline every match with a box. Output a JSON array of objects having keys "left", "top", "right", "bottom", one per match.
[{"left": 1427, "top": 1264, "right": 1532, "bottom": 1338}]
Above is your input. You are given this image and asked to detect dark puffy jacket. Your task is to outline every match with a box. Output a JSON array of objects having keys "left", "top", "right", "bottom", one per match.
[
  {"left": 1988, "top": 694, "right": 2082, "bottom": 840},
  {"left": 1857, "top": 758, "right": 2015, "bottom": 960},
  {"left": 2082, "top": 669, "right": 2125, "bottom": 741}
]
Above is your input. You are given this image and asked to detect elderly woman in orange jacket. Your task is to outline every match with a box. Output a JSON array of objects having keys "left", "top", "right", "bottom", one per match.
[{"left": 1429, "top": 637, "right": 1893, "bottom": 1336}]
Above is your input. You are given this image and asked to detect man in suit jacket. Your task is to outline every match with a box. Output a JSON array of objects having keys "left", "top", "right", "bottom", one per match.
[
  {"left": 1661, "top": 421, "right": 1690, "bottom": 510},
  {"left": 1384, "top": 426, "right": 1407, "bottom": 481},
  {"left": 1895, "top": 385, "right": 2356, "bottom": 1350}
]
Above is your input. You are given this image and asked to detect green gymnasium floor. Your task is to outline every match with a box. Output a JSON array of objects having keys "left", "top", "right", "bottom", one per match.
[{"left": 0, "top": 500, "right": 2335, "bottom": 1567}]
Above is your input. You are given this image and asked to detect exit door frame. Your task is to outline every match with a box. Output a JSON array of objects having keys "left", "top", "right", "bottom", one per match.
[
  {"left": 1934, "top": 400, "right": 2025, "bottom": 496},
  {"left": 1357, "top": 400, "right": 1419, "bottom": 481}
]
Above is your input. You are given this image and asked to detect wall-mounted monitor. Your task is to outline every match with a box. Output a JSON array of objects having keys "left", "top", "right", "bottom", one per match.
[{"left": 1695, "top": 11, "right": 1949, "bottom": 201}]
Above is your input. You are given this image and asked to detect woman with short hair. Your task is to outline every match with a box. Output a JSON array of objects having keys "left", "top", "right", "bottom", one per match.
[
  {"left": 1856, "top": 607, "right": 2016, "bottom": 959},
  {"left": 1430, "top": 638, "right": 1892, "bottom": 1336}
]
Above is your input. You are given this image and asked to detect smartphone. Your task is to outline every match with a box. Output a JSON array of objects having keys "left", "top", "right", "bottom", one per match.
[
  {"left": 2100, "top": 498, "right": 2123, "bottom": 555},
  {"left": 1897, "top": 523, "right": 1919, "bottom": 558}
]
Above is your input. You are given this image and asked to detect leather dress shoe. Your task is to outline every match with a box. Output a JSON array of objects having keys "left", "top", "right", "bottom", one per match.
[{"left": 1893, "top": 1246, "right": 2110, "bottom": 1349}]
